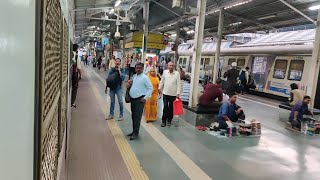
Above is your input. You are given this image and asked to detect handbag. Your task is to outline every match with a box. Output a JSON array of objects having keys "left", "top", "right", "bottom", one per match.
[
  {"left": 173, "top": 98, "right": 184, "bottom": 115},
  {"left": 125, "top": 78, "right": 134, "bottom": 103}
]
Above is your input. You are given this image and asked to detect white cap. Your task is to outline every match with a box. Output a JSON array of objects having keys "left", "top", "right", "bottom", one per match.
[{"left": 231, "top": 62, "right": 237, "bottom": 67}]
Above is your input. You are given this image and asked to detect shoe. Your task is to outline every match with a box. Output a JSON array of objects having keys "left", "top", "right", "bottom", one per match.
[
  {"left": 71, "top": 104, "right": 77, "bottom": 108},
  {"left": 127, "top": 132, "right": 133, "bottom": 136},
  {"left": 167, "top": 122, "right": 172, "bottom": 126},
  {"left": 130, "top": 134, "right": 138, "bottom": 140},
  {"left": 105, "top": 115, "right": 114, "bottom": 120},
  {"left": 118, "top": 115, "right": 124, "bottom": 121},
  {"left": 161, "top": 123, "right": 166, "bottom": 127}
]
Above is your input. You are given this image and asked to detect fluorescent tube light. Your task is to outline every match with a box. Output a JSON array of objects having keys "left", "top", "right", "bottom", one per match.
[
  {"left": 187, "top": 30, "right": 195, "bottom": 34},
  {"left": 115, "top": 0, "right": 121, "bottom": 7},
  {"left": 309, "top": 4, "right": 320, "bottom": 10},
  {"left": 257, "top": 15, "right": 276, "bottom": 20},
  {"left": 109, "top": 8, "right": 114, "bottom": 14}
]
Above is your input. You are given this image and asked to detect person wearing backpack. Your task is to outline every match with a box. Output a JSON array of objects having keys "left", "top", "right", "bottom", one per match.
[
  {"left": 239, "top": 67, "right": 249, "bottom": 94},
  {"left": 105, "top": 58, "right": 125, "bottom": 121}
]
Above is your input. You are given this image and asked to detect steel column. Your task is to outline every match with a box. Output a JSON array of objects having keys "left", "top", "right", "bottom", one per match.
[
  {"left": 141, "top": 0, "right": 150, "bottom": 63},
  {"left": 307, "top": 9, "right": 320, "bottom": 109},
  {"left": 175, "top": 22, "right": 180, "bottom": 69},
  {"left": 189, "top": 0, "right": 207, "bottom": 107},
  {"left": 212, "top": 8, "right": 224, "bottom": 82}
]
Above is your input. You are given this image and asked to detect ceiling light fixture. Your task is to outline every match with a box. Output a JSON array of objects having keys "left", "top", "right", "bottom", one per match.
[
  {"left": 309, "top": 4, "right": 320, "bottom": 10},
  {"left": 187, "top": 30, "right": 195, "bottom": 34},
  {"left": 109, "top": 8, "right": 114, "bottom": 14},
  {"left": 229, "top": 21, "right": 242, "bottom": 26},
  {"left": 257, "top": 15, "right": 276, "bottom": 20},
  {"left": 115, "top": 0, "right": 121, "bottom": 7}
]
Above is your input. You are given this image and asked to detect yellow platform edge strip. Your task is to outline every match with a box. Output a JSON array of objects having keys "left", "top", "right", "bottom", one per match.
[{"left": 89, "top": 78, "right": 149, "bottom": 180}]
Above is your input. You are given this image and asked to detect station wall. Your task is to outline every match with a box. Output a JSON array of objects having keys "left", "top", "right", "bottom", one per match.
[{"left": 0, "top": 0, "right": 35, "bottom": 179}]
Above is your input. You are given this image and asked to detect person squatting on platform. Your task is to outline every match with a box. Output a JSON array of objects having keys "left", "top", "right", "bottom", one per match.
[
  {"left": 127, "top": 62, "right": 153, "bottom": 140},
  {"left": 105, "top": 58, "right": 126, "bottom": 121},
  {"left": 218, "top": 92, "right": 245, "bottom": 130},
  {"left": 289, "top": 96, "right": 313, "bottom": 130},
  {"left": 159, "top": 61, "right": 181, "bottom": 127}
]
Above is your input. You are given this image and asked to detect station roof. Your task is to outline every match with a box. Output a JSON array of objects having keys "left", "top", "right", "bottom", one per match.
[{"left": 73, "top": 0, "right": 319, "bottom": 43}]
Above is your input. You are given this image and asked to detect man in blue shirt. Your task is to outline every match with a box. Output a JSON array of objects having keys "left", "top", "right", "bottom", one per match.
[
  {"left": 105, "top": 58, "right": 126, "bottom": 121},
  {"left": 127, "top": 62, "right": 153, "bottom": 140},
  {"left": 218, "top": 92, "right": 244, "bottom": 129},
  {"left": 289, "top": 96, "right": 312, "bottom": 129}
]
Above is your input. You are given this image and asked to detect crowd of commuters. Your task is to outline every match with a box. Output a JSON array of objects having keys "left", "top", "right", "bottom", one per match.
[{"left": 71, "top": 50, "right": 313, "bottom": 140}]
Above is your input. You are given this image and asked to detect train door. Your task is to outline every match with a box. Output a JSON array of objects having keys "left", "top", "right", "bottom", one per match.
[
  {"left": 177, "top": 56, "right": 190, "bottom": 72},
  {"left": 200, "top": 56, "right": 214, "bottom": 76},
  {"left": 251, "top": 56, "right": 275, "bottom": 91}
]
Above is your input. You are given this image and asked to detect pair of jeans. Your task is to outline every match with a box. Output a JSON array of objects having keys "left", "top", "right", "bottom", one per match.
[
  {"left": 109, "top": 88, "right": 123, "bottom": 116},
  {"left": 131, "top": 98, "right": 145, "bottom": 134},
  {"left": 162, "top": 94, "right": 176, "bottom": 124}
]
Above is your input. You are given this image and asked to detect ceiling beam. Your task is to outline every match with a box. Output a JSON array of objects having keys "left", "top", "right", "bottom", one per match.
[
  {"left": 86, "top": 17, "right": 131, "bottom": 23},
  {"left": 71, "top": 6, "right": 113, "bottom": 12},
  {"left": 279, "top": 0, "right": 316, "bottom": 25},
  {"left": 224, "top": 12, "right": 275, "bottom": 30},
  {"left": 150, "top": 0, "right": 253, "bottom": 31}
]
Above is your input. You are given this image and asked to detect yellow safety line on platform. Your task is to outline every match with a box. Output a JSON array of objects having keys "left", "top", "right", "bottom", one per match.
[
  {"left": 88, "top": 67, "right": 213, "bottom": 180},
  {"left": 89, "top": 76, "right": 149, "bottom": 180}
]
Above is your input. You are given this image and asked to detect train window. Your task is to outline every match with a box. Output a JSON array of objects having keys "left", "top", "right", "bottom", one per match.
[
  {"left": 288, "top": 60, "right": 304, "bottom": 81},
  {"left": 228, "top": 58, "right": 236, "bottom": 65},
  {"left": 273, "top": 60, "right": 287, "bottom": 79},
  {"left": 237, "top": 59, "right": 245, "bottom": 66}
]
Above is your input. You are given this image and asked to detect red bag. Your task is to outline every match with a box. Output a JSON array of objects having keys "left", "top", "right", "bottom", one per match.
[{"left": 173, "top": 98, "right": 184, "bottom": 115}]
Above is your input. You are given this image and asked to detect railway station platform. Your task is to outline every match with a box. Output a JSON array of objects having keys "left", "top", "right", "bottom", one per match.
[{"left": 66, "top": 66, "right": 320, "bottom": 180}]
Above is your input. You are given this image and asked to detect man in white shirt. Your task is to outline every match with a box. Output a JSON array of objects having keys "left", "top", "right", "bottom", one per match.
[{"left": 159, "top": 61, "right": 181, "bottom": 127}]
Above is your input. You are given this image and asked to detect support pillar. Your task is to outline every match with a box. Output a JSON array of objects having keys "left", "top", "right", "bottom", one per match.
[
  {"left": 141, "top": 0, "right": 150, "bottom": 63},
  {"left": 175, "top": 22, "right": 180, "bottom": 69},
  {"left": 212, "top": 8, "right": 224, "bottom": 82},
  {"left": 307, "top": 9, "right": 320, "bottom": 109},
  {"left": 188, "top": 0, "right": 207, "bottom": 107}
]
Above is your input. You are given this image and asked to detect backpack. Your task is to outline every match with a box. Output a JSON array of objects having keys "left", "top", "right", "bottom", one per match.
[
  {"left": 239, "top": 70, "right": 246, "bottom": 81},
  {"left": 106, "top": 69, "right": 121, "bottom": 90}
]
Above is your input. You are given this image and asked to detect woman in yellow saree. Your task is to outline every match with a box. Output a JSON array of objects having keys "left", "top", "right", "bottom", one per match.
[{"left": 144, "top": 67, "right": 160, "bottom": 122}]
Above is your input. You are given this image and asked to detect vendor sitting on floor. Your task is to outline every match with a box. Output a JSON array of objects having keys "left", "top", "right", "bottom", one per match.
[
  {"left": 289, "top": 95, "right": 312, "bottom": 130},
  {"left": 218, "top": 92, "right": 245, "bottom": 130},
  {"left": 199, "top": 78, "right": 223, "bottom": 108}
]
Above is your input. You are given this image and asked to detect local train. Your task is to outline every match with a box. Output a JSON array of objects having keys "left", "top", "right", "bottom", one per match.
[{"left": 159, "top": 29, "right": 319, "bottom": 105}]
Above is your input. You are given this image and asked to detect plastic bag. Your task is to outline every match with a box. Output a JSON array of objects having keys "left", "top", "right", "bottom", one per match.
[{"left": 173, "top": 98, "right": 184, "bottom": 115}]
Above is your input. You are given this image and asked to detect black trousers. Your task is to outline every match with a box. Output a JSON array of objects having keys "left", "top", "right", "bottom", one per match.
[
  {"left": 71, "top": 85, "right": 78, "bottom": 105},
  {"left": 162, "top": 94, "right": 176, "bottom": 124},
  {"left": 131, "top": 98, "right": 145, "bottom": 135}
]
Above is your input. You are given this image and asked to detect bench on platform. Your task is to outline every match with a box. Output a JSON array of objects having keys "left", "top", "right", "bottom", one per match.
[{"left": 180, "top": 104, "right": 221, "bottom": 127}]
